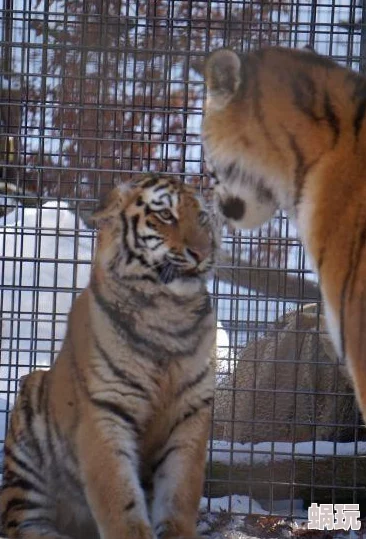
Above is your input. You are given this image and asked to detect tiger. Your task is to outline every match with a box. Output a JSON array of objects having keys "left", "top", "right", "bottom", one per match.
[
  {"left": 202, "top": 46, "right": 366, "bottom": 430},
  {"left": 0, "top": 174, "right": 216, "bottom": 539}
]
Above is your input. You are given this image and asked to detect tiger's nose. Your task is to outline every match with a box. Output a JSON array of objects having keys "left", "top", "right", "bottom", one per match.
[{"left": 185, "top": 246, "right": 210, "bottom": 265}]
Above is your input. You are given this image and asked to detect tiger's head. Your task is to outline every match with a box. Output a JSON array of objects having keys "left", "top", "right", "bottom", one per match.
[
  {"left": 202, "top": 46, "right": 345, "bottom": 231},
  {"left": 91, "top": 175, "right": 216, "bottom": 289},
  {"left": 202, "top": 48, "right": 279, "bottom": 231}
]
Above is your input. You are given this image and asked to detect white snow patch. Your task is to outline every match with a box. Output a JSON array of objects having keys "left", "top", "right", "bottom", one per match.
[
  {"left": 1, "top": 201, "right": 94, "bottom": 402},
  {"left": 200, "top": 494, "right": 268, "bottom": 516},
  {"left": 209, "top": 440, "right": 366, "bottom": 466}
]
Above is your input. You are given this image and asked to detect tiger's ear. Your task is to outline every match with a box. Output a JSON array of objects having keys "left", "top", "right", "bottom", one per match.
[
  {"left": 90, "top": 184, "right": 133, "bottom": 226},
  {"left": 205, "top": 49, "right": 241, "bottom": 110}
]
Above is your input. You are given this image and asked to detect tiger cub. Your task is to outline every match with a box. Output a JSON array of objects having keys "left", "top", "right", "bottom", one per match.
[
  {"left": 0, "top": 174, "right": 216, "bottom": 539},
  {"left": 202, "top": 47, "right": 366, "bottom": 426}
]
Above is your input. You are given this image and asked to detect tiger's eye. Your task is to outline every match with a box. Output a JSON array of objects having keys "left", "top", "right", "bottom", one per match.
[{"left": 159, "top": 209, "right": 173, "bottom": 221}]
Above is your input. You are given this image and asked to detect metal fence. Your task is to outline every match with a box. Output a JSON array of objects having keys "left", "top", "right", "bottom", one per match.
[{"left": 1, "top": 0, "right": 366, "bottom": 527}]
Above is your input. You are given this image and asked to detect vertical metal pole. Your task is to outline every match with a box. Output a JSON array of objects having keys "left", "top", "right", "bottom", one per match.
[
  {"left": 309, "top": 0, "right": 317, "bottom": 49},
  {"left": 1, "top": 0, "right": 16, "bottom": 183},
  {"left": 360, "top": 0, "right": 366, "bottom": 73},
  {"left": 2, "top": 0, "right": 13, "bottom": 78}
]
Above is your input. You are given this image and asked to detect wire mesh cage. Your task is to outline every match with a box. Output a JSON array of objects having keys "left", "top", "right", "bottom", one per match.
[{"left": 1, "top": 0, "right": 366, "bottom": 533}]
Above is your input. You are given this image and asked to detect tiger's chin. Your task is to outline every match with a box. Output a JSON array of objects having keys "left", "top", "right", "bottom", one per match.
[
  {"left": 156, "top": 261, "right": 212, "bottom": 289},
  {"left": 166, "top": 276, "right": 204, "bottom": 296}
]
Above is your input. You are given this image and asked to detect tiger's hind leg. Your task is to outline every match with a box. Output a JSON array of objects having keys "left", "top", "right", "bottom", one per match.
[
  {"left": 0, "top": 373, "right": 68, "bottom": 539},
  {"left": 0, "top": 459, "right": 69, "bottom": 539},
  {"left": 6, "top": 523, "right": 71, "bottom": 539}
]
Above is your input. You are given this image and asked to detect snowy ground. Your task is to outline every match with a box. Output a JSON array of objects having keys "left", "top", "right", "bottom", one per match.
[
  {"left": 210, "top": 440, "right": 366, "bottom": 465},
  {"left": 198, "top": 504, "right": 362, "bottom": 538}
]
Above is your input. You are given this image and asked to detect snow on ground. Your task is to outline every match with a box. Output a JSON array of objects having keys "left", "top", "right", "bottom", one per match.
[
  {"left": 198, "top": 494, "right": 313, "bottom": 538},
  {"left": 210, "top": 440, "right": 366, "bottom": 466},
  {"left": 1, "top": 201, "right": 94, "bottom": 402},
  {"left": 201, "top": 495, "right": 268, "bottom": 516}
]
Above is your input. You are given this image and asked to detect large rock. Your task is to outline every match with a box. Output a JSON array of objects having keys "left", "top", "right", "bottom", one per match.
[{"left": 214, "top": 305, "right": 362, "bottom": 444}]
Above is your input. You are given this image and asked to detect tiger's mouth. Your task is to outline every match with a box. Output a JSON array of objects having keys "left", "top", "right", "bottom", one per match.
[{"left": 156, "top": 256, "right": 213, "bottom": 284}]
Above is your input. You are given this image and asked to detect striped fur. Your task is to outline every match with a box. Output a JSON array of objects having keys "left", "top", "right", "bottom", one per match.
[
  {"left": 202, "top": 46, "right": 366, "bottom": 429},
  {"left": 0, "top": 175, "right": 216, "bottom": 539}
]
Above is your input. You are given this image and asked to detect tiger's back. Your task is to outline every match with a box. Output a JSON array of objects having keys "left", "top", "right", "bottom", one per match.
[
  {"left": 1, "top": 175, "right": 216, "bottom": 539},
  {"left": 202, "top": 47, "right": 366, "bottom": 430}
]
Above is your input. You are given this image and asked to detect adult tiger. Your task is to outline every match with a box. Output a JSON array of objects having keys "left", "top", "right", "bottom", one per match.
[
  {"left": 0, "top": 174, "right": 216, "bottom": 539},
  {"left": 202, "top": 46, "right": 366, "bottom": 425}
]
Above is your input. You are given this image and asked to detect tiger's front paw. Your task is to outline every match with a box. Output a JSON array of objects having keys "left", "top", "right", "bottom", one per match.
[
  {"left": 104, "top": 517, "right": 154, "bottom": 539},
  {"left": 125, "top": 520, "right": 155, "bottom": 539},
  {"left": 159, "top": 536, "right": 201, "bottom": 539},
  {"left": 155, "top": 522, "right": 201, "bottom": 539}
]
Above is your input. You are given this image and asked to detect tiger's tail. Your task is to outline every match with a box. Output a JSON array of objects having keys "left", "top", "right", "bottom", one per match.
[{"left": 344, "top": 286, "right": 366, "bottom": 423}]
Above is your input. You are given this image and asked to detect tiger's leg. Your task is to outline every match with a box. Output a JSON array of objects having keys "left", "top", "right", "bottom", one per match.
[
  {"left": 151, "top": 407, "right": 211, "bottom": 539},
  {"left": 78, "top": 419, "right": 154, "bottom": 539},
  {"left": 7, "top": 524, "right": 71, "bottom": 539},
  {"left": 0, "top": 384, "right": 69, "bottom": 539},
  {"left": 1, "top": 452, "right": 70, "bottom": 539}
]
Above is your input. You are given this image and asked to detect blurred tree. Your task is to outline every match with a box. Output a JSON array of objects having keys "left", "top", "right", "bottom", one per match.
[
  {"left": 2, "top": 0, "right": 318, "bottom": 303},
  {"left": 19, "top": 0, "right": 290, "bottom": 197}
]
